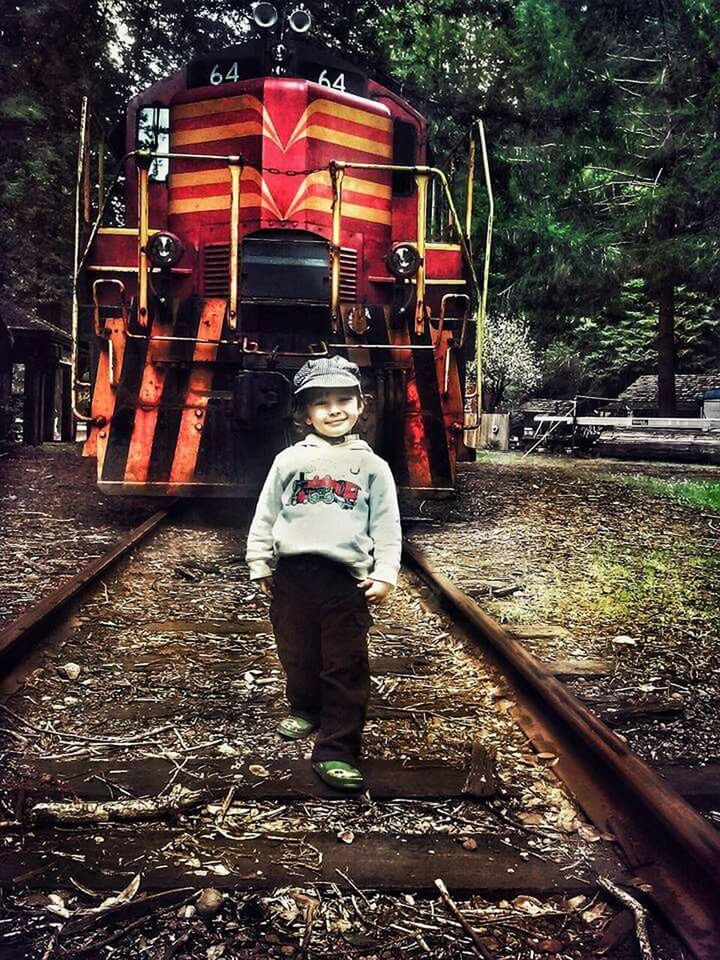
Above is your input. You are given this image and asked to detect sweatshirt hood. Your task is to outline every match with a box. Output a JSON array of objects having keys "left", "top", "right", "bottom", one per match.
[{"left": 299, "top": 433, "right": 372, "bottom": 451}]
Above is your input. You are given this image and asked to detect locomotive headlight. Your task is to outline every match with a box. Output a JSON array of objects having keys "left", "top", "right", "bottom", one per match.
[
  {"left": 385, "top": 243, "right": 422, "bottom": 279},
  {"left": 253, "top": 2, "right": 278, "bottom": 28},
  {"left": 288, "top": 8, "right": 312, "bottom": 33},
  {"left": 147, "top": 231, "right": 185, "bottom": 269}
]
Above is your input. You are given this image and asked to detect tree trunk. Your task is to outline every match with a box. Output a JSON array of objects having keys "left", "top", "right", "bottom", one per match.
[{"left": 657, "top": 279, "right": 676, "bottom": 416}]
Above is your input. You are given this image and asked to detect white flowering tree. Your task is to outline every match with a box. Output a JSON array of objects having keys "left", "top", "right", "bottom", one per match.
[{"left": 477, "top": 312, "right": 541, "bottom": 411}]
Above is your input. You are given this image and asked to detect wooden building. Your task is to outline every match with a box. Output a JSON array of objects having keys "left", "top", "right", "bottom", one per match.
[
  {"left": 619, "top": 374, "right": 720, "bottom": 417},
  {"left": 0, "top": 300, "right": 73, "bottom": 445}
]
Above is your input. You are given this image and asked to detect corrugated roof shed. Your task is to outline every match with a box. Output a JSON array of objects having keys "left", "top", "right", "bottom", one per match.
[
  {"left": 517, "top": 398, "right": 575, "bottom": 414},
  {"left": 619, "top": 374, "right": 720, "bottom": 409},
  {"left": 0, "top": 300, "right": 70, "bottom": 342}
]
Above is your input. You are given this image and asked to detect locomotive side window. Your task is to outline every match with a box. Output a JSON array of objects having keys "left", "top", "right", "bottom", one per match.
[
  {"left": 136, "top": 106, "right": 170, "bottom": 182},
  {"left": 392, "top": 120, "right": 417, "bottom": 196}
]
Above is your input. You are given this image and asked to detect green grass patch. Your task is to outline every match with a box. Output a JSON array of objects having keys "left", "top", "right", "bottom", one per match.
[
  {"left": 563, "top": 545, "right": 720, "bottom": 627},
  {"left": 615, "top": 476, "right": 720, "bottom": 512}
]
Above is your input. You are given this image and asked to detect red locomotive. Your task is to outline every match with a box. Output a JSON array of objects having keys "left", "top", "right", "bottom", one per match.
[
  {"left": 72, "top": 7, "right": 487, "bottom": 497},
  {"left": 291, "top": 473, "right": 361, "bottom": 508}
]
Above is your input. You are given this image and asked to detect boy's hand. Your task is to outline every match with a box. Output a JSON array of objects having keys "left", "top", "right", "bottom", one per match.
[
  {"left": 255, "top": 577, "right": 274, "bottom": 598},
  {"left": 357, "top": 578, "right": 393, "bottom": 605}
]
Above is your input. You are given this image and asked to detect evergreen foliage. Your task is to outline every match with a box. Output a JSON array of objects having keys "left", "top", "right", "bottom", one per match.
[{"left": 0, "top": 0, "right": 718, "bottom": 400}]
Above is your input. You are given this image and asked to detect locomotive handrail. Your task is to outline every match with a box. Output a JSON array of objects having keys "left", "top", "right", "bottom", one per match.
[
  {"left": 122, "top": 329, "right": 438, "bottom": 353},
  {"left": 327, "top": 343, "right": 436, "bottom": 351},
  {"left": 242, "top": 338, "right": 328, "bottom": 357},
  {"left": 329, "top": 162, "right": 482, "bottom": 306},
  {"left": 74, "top": 144, "right": 488, "bottom": 429}
]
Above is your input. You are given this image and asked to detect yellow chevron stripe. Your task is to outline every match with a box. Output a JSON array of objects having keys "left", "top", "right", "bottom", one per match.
[
  {"left": 171, "top": 166, "right": 265, "bottom": 189},
  {"left": 285, "top": 98, "right": 391, "bottom": 150},
  {"left": 171, "top": 94, "right": 263, "bottom": 120},
  {"left": 170, "top": 121, "right": 263, "bottom": 147},
  {"left": 308, "top": 99, "right": 391, "bottom": 132},
  {"left": 168, "top": 193, "right": 261, "bottom": 215},
  {"left": 171, "top": 168, "right": 231, "bottom": 187},
  {"left": 300, "top": 195, "right": 391, "bottom": 224},
  {"left": 348, "top": 176, "right": 390, "bottom": 199},
  {"left": 284, "top": 171, "right": 391, "bottom": 219},
  {"left": 169, "top": 192, "right": 391, "bottom": 223},
  {"left": 169, "top": 167, "right": 281, "bottom": 218},
  {"left": 303, "top": 125, "right": 391, "bottom": 157}
]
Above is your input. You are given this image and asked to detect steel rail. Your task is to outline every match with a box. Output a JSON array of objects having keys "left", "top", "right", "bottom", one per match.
[
  {"left": 0, "top": 507, "right": 176, "bottom": 664},
  {"left": 403, "top": 539, "right": 720, "bottom": 959}
]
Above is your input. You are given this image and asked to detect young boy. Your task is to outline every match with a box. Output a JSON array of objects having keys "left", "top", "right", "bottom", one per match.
[{"left": 246, "top": 355, "right": 402, "bottom": 792}]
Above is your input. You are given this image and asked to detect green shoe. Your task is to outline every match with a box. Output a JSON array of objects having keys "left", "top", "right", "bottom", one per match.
[
  {"left": 277, "top": 716, "right": 317, "bottom": 740},
  {"left": 312, "top": 760, "right": 364, "bottom": 793}
]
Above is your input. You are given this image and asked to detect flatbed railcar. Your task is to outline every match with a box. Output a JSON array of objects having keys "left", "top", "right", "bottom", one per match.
[{"left": 72, "top": 9, "right": 486, "bottom": 497}]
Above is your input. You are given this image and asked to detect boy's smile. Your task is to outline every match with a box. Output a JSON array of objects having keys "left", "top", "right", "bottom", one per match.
[{"left": 305, "top": 390, "right": 363, "bottom": 439}]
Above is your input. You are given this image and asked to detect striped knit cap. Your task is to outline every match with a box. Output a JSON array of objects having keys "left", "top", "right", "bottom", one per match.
[{"left": 293, "top": 356, "right": 362, "bottom": 395}]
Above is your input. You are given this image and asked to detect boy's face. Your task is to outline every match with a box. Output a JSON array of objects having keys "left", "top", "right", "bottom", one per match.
[{"left": 304, "top": 389, "right": 363, "bottom": 439}]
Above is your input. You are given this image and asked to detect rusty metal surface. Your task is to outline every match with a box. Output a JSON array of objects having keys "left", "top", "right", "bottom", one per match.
[
  {"left": 0, "top": 506, "right": 175, "bottom": 664},
  {"left": 403, "top": 539, "right": 720, "bottom": 960}
]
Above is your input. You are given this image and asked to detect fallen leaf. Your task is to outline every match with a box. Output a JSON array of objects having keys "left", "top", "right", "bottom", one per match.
[
  {"left": 518, "top": 812, "right": 545, "bottom": 826},
  {"left": 538, "top": 938, "right": 564, "bottom": 952},
  {"left": 59, "top": 662, "right": 81, "bottom": 680},
  {"left": 577, "top": 823, "right": 601, "bottom": 842},
  {"left": 46, "top": 894, "right": 72, "bottom": 918},
  {"left": 565, "top": 895, "right": 588, "bottom": 910},
  {"left": 95, "top": 874, "right": 141, "bottom": 913},
  {"left": 611, "top": 635, "right": 638, "bottom": 646},
  {"left": 197, "top": 888, "right": 224, "bottom": 918},
  {"left": 582, "top": 902, "right": 609, "bottom": 924},
  {"left": 249, "top": 764, "right": 270, "bottom": 777},
  {"left": 512, "top": 895, "right": 545, "bottom": 915}
]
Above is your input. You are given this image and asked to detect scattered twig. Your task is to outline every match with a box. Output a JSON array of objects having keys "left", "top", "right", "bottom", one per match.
[
  {"left": 335, "top": 867, "right": 371, "bottom": 905},
  {"left": 215, "top": 785, "right": 236, "bottom": 826},
  {"left": 29, "top": 785, "right": 209, "bottom": 826},
  {"left": 597, "top": 877, "right": 655, "bottom": 960},
  {"left": 64, "top": 914, "right": 150, "bottom": 956},
  {"left": 41, "top": 932, "right": 58, "bottom": 960},
  {"left": 300, "top": 893, "right": 319, "bottom": 955},
  {"left": 0, "top": 704, "right": 175, "bottom": 747},
  {"left": 434, "top": 878, "right": 495, "bottom": 959}
]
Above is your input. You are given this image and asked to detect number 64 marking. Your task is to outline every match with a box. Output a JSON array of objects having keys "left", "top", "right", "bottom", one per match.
[
  {"left": 210, "top": 62, "right": 239, "bottom": 85},
  {"left": 318, "top": 69, "right": 346, "bottom": 92}
]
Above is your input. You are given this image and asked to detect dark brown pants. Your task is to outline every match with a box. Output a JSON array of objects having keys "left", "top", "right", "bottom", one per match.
[{"left": 269, "top": 554, "right": 373, "bottom": 763}]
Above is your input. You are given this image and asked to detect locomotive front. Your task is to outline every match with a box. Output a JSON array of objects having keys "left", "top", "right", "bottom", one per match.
[{"left": 74, "top": 15, "right": 482, "bottom": 496}]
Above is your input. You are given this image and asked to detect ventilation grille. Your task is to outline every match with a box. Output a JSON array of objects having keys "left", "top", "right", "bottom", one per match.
[
  {"left": 203, "top": 243, "right": 231, "bottom": 297},
  {"left": 339, "top": 247, "right": 358, "bottom": 302},
  {"left": 202, "top": 242, "right": 358, "bottom": 301}
]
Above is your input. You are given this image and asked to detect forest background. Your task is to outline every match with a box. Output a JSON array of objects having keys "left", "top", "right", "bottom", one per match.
[{"left": 1, "top": 0, "right": 719, "bottom": 413}]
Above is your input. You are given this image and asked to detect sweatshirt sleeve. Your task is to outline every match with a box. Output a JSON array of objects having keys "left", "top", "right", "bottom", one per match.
[
  {"left": 245, "top": 459, "right": 284, "bottom": 580},
  {"left": 367, "top": 460, "right": 402, "bottom": 586}
]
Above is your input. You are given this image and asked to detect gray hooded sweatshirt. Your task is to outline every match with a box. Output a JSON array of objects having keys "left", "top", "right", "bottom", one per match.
[{"left": 245, "top": 433, "right": 402, "bottom": 585}]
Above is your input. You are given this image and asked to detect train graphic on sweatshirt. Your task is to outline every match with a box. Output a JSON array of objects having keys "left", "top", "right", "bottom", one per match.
[{"left": 289, "top": 473, "right": 361, "bottom": 509}]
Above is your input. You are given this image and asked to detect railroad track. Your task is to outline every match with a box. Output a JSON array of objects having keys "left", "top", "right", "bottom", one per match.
[{"left": 0, "top": 509, "right": 717, "bottom": 958}]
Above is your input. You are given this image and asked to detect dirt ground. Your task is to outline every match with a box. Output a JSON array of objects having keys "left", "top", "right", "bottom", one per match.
[
  {"left": 407, "top": 453, "right": 720, "bottom": 771},
  {"left": 1, "top": 441, "right": 716, "bottom": 959},
  {"left": 0, "top": 444, "right": 157, "bottom": 630}
]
